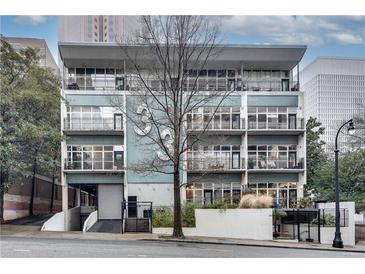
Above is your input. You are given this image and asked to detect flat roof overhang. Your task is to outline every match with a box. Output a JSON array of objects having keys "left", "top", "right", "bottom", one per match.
[{"left": 59, "top": 42, "right": 307, "bottom": 70}]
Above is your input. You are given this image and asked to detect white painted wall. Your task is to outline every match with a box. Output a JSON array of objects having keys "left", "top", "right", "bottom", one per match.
[
  {"left": 194, "top": 209, "right": 273, "bottom": 240},
  {"left": 317, "top": 202, "right": 355, "bottom": 246},
  {"left": 41, "top": 211, "right": 65, "bottom": 231},
  {"left": 128, "top": 184, "right": 173, "bottom": 207},
  {"left": 153, "top": 209, "right": 273, "bottom": 241},
  {"left": 41, "top": 207, "right": 81, "bottom": 232},
  {"left": 83, "top": 210, "right": 98, "bottom": 232}
]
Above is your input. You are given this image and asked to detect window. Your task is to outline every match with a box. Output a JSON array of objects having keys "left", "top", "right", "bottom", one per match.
[
  {"left": 186, "top": 183, "right": 242, "bottom": 205},
  {"left": 247, "top": 144, "right": 297, "bottom": 170},
  {"left": 66, "top": 145, "right": 124, "bottom": 170}
]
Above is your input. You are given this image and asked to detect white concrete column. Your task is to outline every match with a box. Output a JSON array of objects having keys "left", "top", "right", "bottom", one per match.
[
  {"left": 75, "top": 187, "right": 81, "bottom": 207},
  {"left": 61, "top": 176, "right": 69, "bottom": 231}
]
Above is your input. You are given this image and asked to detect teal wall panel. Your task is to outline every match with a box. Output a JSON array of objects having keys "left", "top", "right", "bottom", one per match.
[
  {"left": 248, "top": 135, "right": 298, "bottom": 145},
  {"left": 66, "top": 135, "right": 123, "bottom": 145},
  {"left": 67, "top": 173, "right": 124, "bottom": 184},
  {"left": 187, "top": 173, "right": 241, "bottom": 183},
  {"left": 66, "top": 94, "right": 123, "bottom": 106},
  {"left": 248, "top": 95, "right": 298, "bottom": 107},
  {"left": 248, "top": 173, "right": 299, "bottom": 183}
]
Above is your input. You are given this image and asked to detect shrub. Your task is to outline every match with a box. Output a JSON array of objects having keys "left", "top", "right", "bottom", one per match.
[
  {"left": 182, "top": 202, "right": 196, "bottom": 227},
  {"left": 152, "top": 207, "right": 173, "bottom": 227},
  {"left": 238, "top": 194, "right": 273, "bottom": 208}
]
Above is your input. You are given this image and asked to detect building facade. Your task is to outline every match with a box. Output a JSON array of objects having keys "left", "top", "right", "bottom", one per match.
[
  {"left": 59, "top": 43, "right": 307, "bottom": 229},
  {"left": 4, "top": 36, "right": 58, "bottom": 73},
  {"left": 58, "top": 16, "right": 140, "bottom": 43},
  {"left": 301, "top": 57, "right": 365, "bottom": 153}
]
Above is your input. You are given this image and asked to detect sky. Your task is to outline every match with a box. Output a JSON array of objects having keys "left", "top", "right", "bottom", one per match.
[{"left": 1, "top": 15, "right": 364, "bottom": 69}]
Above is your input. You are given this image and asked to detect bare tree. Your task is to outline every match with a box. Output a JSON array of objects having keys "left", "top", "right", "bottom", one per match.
[{"left": 115, "top": 16, "right": 238, "bottom": 238}]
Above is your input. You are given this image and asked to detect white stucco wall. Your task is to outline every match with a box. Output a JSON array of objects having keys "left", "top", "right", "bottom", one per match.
[
  {"left": 128, "top": 184, "right": 174, "bottom": 207},
  {"left": 153, "top": 209, "right": 273, "bottom": 241},
  {"left": 317, "top": 202, "right": 355, "bottom": 246},
  {"left": 194, "top": 209, "right": 273, "bottom": 240}
]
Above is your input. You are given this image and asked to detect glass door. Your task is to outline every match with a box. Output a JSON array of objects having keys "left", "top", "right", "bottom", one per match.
[
  {"left": 114, "top": 114, "right": 123, "bottom": 130},
  {"left": 204, "top": 190, "right": 213, "bottom": 205},
  {"left": 232, "top": 152, "right": 240, "bottom": 169},
  {"left": 288, "top": 114, "right": 296, "bottom": 129}
]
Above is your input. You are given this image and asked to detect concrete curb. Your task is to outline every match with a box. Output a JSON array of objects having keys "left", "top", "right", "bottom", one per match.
[{"left": 140, "top": 237, "right": 365, "bottom": 253}]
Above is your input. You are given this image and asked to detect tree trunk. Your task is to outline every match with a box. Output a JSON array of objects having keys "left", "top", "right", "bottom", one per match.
[
  {"left": 0, "top": 170, "right": 6, "bottom": 222},
  {"left": 29, "top": 158, "right": 37, "bottom": 216},
  {"left": 50, "top": 174, "right": 55, "bottom": 213},
  {"left": 172, "top": 163, "right": 184, "bottom": 238}
]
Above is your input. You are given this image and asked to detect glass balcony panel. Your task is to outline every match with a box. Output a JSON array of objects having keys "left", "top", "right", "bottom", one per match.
[
  {"left": 83, "top": 161, "right": 92, "bottom": 170},
  {"left": 258, "top": 114, "right": 266, "bottom": 129},
  {"left": 104, "top": 162, "right": 113, "bottom": 170}
]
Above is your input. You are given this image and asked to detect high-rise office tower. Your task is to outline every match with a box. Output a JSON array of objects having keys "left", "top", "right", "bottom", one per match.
[
  {"left": 58, "top": 16, "right": 140, "bottom": 43},
  {"left": 301, "top": 57, "right": 365, "bottom": 153}
]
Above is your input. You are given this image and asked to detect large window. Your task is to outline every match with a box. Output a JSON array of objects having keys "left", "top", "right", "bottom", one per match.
[
  {"left": 248, "top": 107, "right": 299, "bottom": 130},
  {"left": 65, "top": 106, "right": 122, "bottom": 131},
  {"left": 186, "top": 182, "right": 242, "bottom": 205},
  {"left": 187, "top": 106, "right": 242, "bottom": 130},
  {"left": 247, "top": 144, "right": 300, "bottom": 169},
  {"left": 248, "top": 182, "right": 297, "bottom": 208},
  {"left": 65, "top": 145, "right": 124, "bottom": 171},
  {"left": 187, "top": 145, "right": 243, "bottom": 170},
  {"left": 64, "top": 67, "right": 124, "bottom": 90}
]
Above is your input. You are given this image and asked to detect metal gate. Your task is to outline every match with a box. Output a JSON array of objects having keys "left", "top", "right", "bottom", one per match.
[
  {"left": 273, "top": 209, "right": 321, "bottom": 243},
  {"left": 121, "top": 201, "right": 153, "bottom": 233}
]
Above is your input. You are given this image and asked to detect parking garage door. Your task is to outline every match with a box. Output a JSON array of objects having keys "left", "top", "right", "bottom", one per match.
[{"left": 98, "top": 184, "right": 123, "bottom": 220}]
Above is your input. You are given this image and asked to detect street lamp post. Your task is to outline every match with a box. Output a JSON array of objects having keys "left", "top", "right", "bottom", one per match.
[{"left": 332, "top": 119, "right": 355, "bottom": 248}]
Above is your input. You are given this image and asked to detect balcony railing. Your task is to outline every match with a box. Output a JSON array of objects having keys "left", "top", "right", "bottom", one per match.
[
  {"left": 64, "top": 75, "right": 299, "bottom": 92},
  {"left": 248, "top": 118, "right": 304, "bottom": 130},
  {"left": 63, "top": 118, "right": 123, "bottom": 131},
  {"left": 187, "top": 157, "right": 245, "bottom": 171},
  {"left": 247, "top": 158, "right": 304, "bottom": 170},
  {"left": 188, "top": 118, "right": 245, "bottom": 131},
  {"left": 64, "top": 159, "right": 124, "bottom": 171}
]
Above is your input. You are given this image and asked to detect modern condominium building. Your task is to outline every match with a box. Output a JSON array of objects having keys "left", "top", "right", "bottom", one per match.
[
  {"left": 301, "top": 57, "right": 365, "bottom": 153},
  {"left": 59, "top": 42, "right": 307, "bottom": 231},
  {"left": 58, "top": 16, "right": 140, "bottom": 43}
]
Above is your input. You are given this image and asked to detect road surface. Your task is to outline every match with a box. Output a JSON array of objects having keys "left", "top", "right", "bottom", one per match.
[{"left": 1, "top": 236, "right": 364, "bottom": 258}]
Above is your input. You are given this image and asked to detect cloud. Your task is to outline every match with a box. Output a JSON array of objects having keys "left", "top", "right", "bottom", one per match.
[
  {"left": 218, "top": 16, "right": 365, "bottom": 46},
  {"left": 12, "top": 16, "right": 47, "bottom": 25}
]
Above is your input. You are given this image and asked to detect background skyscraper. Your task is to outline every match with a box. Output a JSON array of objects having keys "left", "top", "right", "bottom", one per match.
[
  {"left": 58, "top": 16, "right": 140, "bottom": 43},
  {"left": 301, "top": 57, "right": 365, "bottom": 153}
]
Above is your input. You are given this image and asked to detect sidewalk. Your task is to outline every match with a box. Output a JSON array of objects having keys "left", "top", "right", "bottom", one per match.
[{"left": 1, "top": 224, "right": 364, "bottom": 253}]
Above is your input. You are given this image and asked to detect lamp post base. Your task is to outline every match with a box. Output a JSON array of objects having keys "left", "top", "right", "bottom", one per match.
[{"left": 332, "top": 232, "right": 344, "bottom": 248}]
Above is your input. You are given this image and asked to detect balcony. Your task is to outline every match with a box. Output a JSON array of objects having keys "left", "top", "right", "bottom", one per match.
[
  {"left": 247, "top": 118, "right": 305, "bottom": 135},
  {"left": 247, "top": 158, "right": 304, "bottom": 173},
  {"left": 63, "top": 117, "right": 123, "bottom": 135},
  {"left": 187, "top": 156, "right": 245, "bottom": 173},
  {"left": 64, "top": 159, "right": 124, "bottom": 173}
]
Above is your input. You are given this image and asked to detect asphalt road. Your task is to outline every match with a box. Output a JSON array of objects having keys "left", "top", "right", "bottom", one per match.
[{"left": 1, "top": 236, "right": 364, "bottom": 258}]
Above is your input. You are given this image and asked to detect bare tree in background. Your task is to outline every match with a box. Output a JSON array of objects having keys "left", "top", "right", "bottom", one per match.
[{"left": 114, "top": 16, "right": 238, "bottom": 238}]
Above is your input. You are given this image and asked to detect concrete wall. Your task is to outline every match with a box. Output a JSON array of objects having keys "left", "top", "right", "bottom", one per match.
[
  {"left": 194, "top": 209, "right": 273, "bottom": 240},
  {"left": 3, "top": 174, "right": 74, "bottom": 221},
  {"left": 127, "top": 183, "right": 174, "bottom": 207},
  {"left": 153, "top": 209, "right": 273, "bottom": 241},
  {"left": 355, "top": 225, "right": 365, "bottom": 242},
  {"left": 41, "top": 206, "right": 81, "bottom": 231},
  {"left": 317, "top": 202, "right": 355, "bottom": 246}
]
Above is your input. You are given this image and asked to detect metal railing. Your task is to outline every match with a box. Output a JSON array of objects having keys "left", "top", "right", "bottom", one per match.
[
  {"left": 64, "top": 76, "right": 300, "bottom": 92},
  {"left": 188, "top": 118, "right": 245, "bottom": 131},
  {"left": 248, "top": 118, "right": 305, "bottom": 130},
  {"left": 64, "top": 118, "right": 123, "bottom": 131},
  {"left": 187, "top": 157, "right": 245, "bottom": 171},
  {"left": 247, "top": 158, "right": 304, "bottom": 170},
  {"left": 64, "top": 159, "right": 124, "bottom": 171}
]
